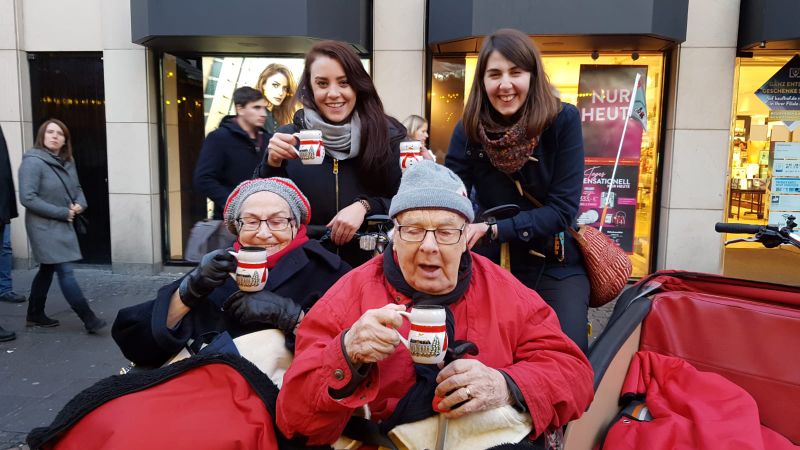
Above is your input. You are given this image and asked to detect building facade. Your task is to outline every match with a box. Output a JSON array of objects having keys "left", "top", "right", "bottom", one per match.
[{"left": 0, "top": 0, "right": 796, "bottom": 284}]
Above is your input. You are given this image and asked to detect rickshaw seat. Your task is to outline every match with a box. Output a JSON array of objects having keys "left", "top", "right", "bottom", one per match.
[{"left": 563, "top": 271, "right": 800, "bottom": 449}]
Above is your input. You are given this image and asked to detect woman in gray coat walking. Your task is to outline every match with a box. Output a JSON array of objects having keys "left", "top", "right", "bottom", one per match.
[{"left": 18, "top": 119, "right": 106, "bottom": 333}]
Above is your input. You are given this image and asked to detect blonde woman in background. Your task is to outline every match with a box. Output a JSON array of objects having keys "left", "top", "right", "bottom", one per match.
[
  {"left": 255, "top": 63, "right": 299, "bottom": 134},
  {"left": 401, "top": 114, "right": 435, "bottom": 161}
]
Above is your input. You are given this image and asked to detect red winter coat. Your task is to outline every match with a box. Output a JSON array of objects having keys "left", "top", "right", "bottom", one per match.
[
  {"left": 276, "top": 252, "right": 594, "bottom": 447},
  {"left": 600, "top": 351, "right": 799, "bottom": 450}
]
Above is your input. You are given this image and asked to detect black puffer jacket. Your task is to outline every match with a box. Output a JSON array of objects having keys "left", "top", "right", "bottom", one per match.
[
  {"left": 258, "top": 109, "right": 405, "bottom": 266},
  {"left": 194, "top": 116, "right": 268, "bottom": 219}
]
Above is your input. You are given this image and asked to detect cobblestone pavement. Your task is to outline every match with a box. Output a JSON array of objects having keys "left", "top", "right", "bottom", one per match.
[{"left": 0, "top": 266, "right": 616, "bottom": 449}]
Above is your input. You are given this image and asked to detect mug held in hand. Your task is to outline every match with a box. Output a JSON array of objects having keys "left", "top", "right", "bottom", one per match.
[
  {"left": 296, "top": 130, "right": 324, "bottom": 165},
  {"left": 395, "top": 305, "right": 448, "bottom": 364},
  {"left": 228, "top": 247, "right": 268, "bottom": 292}
]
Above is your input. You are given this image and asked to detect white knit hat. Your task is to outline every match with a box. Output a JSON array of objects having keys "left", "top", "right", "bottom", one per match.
[{"left": 388, "top": 160, "right": 474, "bottom": 222}]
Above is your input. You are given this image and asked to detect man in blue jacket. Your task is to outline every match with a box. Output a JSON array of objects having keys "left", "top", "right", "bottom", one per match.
[{"left": 194, "top": 86, "right": 268, "bottom": 219}]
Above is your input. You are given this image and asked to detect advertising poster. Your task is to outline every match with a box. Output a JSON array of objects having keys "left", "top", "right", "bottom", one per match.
[
  {"left": 201, "top": 57, "right": 306, "bottom": 135},
  {"left": 577, "top": 163, "right": 639, "bottom": 252},
  {"left": 755, "top": 54, "right": 800, "bottom": 130},
  {"left": 577, "top": 65, "right": 648, "bottom": 253},
  {"left": 577, "top": 65, "right": 648, "bottom": 160}
]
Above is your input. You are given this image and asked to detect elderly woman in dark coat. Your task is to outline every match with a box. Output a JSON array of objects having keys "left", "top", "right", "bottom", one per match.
[
  {"left": 112, "top": 177, "right": 351, "bottom": 368},
  {"left": 18, "top": 119, "right": 106, "bottom": 333}
]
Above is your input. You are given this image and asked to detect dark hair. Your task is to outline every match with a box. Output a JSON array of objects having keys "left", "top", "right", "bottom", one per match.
[
  {"left": 232, "top": 86, "right": 265, "bottom": 108},
  {"left": 463, "top": 28, "right": 560, "bottom": 143},
  {"left": 255, "top": 63, "right": 298, "bottom": 127},
  {"left": 295, "top": 40, "right": 392, "bottom": 189},
  {"left": 34, "top": 119, "right": 72, "bottom": 161}
]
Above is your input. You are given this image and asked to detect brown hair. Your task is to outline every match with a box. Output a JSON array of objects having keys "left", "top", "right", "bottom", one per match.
[
  {"left": 462, "top": 28, "right": 560, "bottom": 143},
  {"left": 294, "top": 40, "right": 393, "bottom": 189},
  {"left": 34, "top": 118, "right": 73, "bottom": 161},
  {"left": 255, "top": 63, "right": 298, "bottom": 126}
]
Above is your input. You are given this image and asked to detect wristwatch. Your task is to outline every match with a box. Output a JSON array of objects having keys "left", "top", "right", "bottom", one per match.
[{"left": 356, "top": 198, "right": 371, "bottom": 213}]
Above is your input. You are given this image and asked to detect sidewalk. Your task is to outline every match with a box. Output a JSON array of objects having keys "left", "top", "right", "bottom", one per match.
[
  {"left": 0, "top": 266, "right": 615, "bottom": 449},
  {"left": 0, "top": 267, "right": 183, "bottom": 449}
]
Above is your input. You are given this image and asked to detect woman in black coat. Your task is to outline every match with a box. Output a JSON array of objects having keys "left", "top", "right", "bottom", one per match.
[
  {"left": 445, "top": 29, "right": 590, "bottom": 352},
  {"left": 112, "top": 177, "right": 350, "bottom": 368},
  {"left": 259, "top": 40, "right": 405, "bottom": 268}
]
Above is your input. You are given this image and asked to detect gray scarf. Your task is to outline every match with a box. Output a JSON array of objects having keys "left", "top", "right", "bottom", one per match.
[{"left": 302, "top": 108, "right": 361, "bottom": 160}]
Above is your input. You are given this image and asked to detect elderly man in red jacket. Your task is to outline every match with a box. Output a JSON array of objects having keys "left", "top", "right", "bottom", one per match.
[{"left": 277, "top": 161, "right": 593, "bottom": 449}]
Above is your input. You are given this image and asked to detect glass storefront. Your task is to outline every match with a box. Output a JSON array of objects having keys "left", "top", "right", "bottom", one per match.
[
  {"left": 430, "top": 52, "right": 665, "bottom": 277},
  {"left": 723, "top": 52, "right": 800, "bottom": 286},
  {"left": 159, "top": 54, "right": 369, "bottom": 262}
]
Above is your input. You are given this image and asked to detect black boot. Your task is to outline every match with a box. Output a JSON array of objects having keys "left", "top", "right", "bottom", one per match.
[
  {"left": 0, "top": 326, "right": 15, "bottom": 342},
  {"left": 72, "top": 301, "right": 107, "bottom": 334},
  {"left": 26, "top": 296, "right": 60, "bottom": 328}
]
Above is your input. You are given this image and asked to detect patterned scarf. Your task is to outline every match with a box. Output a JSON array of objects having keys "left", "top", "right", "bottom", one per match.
[
  {"left": 478, "top": 117, "right": 539, "bottom": 174},
  {"left": 302, "top": 108, "right": 361, "bottom": 160}
]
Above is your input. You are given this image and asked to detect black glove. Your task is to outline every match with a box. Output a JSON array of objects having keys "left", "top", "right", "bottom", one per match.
[
  {"left": 224, "top": 290, "right": 302, "bottom": 334},
  {"left": 178, "top": 248, "right": 237, "bottom": 308}
]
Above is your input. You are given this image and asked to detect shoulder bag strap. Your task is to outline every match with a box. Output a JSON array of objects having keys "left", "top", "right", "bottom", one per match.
[
  {"left": 45, "top": 162, "right": 77, "bottom": 204},
  {"left": 505, "top": 173, "right": 582, "bottom": 243}
]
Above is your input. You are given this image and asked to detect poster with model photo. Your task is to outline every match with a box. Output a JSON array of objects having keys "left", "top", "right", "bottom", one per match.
[
  {"left": 577, "top": 65, "right": 648, "bottom": 160},
  {"left": 201, "top": 57, "right": 305, "bottom": 135},
  {"left": 577, "top": 162, "right": 639, "bottom": 252}
]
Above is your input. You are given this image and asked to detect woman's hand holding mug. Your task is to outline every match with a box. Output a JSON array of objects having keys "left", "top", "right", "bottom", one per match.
[{"left": 266, "top": 132, "right": 300, "bottom": 167}]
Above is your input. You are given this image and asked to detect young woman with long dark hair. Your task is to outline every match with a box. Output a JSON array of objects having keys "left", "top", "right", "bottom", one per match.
[
  {"left": 446, "top": 29, "right": 590, "bottom": 352},
  {"left": 259, "top": 40, "right": 405, "bottom": 267}
]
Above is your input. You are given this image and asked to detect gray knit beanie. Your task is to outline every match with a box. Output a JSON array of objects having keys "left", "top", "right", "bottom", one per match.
[
  {"left": 388, "top": 160, "right": 474, "bottom": 222},
  {"left": 223, "top": 177, "right": 311, "bottom": 234}
]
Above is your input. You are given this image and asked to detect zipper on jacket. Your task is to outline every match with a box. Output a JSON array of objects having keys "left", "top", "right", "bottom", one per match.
[{"left": 333, "top": 158, "right": 340, "bottom": 213}]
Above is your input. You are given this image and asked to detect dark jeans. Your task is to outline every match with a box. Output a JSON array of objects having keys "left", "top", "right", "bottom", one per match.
[
  {"left": 535, "top": 273, "right": 590, "bottom": 353},
  {"left": 28, "top": 262, "right": 88, "bottom": 313}
]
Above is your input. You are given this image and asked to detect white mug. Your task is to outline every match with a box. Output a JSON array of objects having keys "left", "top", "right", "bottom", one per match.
[
  {"left": 396, "top": 305, "right": 447, "bottom": 364},
  {"left": 296, "top": 130, "right": 325, "bottom": 165},
  {"left": 228, "top": 247, "right": 268, "bottom": 292},
  {"left": 399, "top": 141, "right": 424, "bottom": 171}
]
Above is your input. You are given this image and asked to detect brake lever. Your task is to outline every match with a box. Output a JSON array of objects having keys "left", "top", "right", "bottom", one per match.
[{"left": 724, "top": 237, "right": 759, "bottom": 246}]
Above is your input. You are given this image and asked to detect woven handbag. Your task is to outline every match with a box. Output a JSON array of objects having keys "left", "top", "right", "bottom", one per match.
[{"left": 516, "top": 186, "right": 632, "bottom": 307}]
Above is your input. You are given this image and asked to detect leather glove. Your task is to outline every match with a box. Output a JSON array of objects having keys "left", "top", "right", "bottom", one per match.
[
  {"left": 224, "top": 290, "right": 302, "bottom": 335},
  {"left": 178, "top": 248, "right": 237, "bottom": 308}
]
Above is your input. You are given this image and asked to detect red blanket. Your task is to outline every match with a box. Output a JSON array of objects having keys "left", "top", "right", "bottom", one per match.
[
  {"left": 49, "top": 363, "right": 278, "bottom": 450},
  {"left": 601, "top": 351, "right": 798, "bottom": 450}
]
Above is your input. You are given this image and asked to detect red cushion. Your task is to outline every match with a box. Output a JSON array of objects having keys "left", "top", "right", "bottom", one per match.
[
  {"left": 640, "top": 290, "right": 800, "bottom": 444},
  {"left": 48, "top": 363, "right": 278, "bottom": 450}
]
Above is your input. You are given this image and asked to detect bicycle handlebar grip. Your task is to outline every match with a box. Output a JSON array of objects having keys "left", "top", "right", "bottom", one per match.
[{"left": 714, "top": 222, "right": 763, "bottom": 234}]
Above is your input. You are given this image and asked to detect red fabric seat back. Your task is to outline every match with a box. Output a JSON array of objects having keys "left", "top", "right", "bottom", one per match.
[{"left": 638, "top": 272, "right": 800, "bottom": 444}]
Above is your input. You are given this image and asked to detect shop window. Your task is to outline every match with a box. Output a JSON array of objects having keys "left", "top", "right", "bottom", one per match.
[
  {"left": 430, "top": 52, "right": 665, "bottom": 277},
  {"left": 159, "top": 54, "right": 369, "bottom": 262},
  {"left": 723, "top": 53, "right": 800, "bottom": 286}
]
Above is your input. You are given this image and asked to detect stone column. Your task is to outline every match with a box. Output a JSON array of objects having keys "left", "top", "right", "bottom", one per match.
[
  {"left": 372, "top": 0, "right": 427, "bottom": 120},
  {"left": 0, "top": 0, "right": 32, "bottom": 266},
  {"left": 657, "top": 0, "right": 741, "bottom": 272},
  {"left": 101, "top": 0, "right": 162, "bottom": 273}
]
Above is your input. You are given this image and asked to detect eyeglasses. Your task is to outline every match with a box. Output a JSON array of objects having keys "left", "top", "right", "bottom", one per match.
[
  {"left": 236, "top": 217, "right": 293, "bottom": 232},
  {"left": 395, "top": 225, "right": 466, "bottom": 245}
]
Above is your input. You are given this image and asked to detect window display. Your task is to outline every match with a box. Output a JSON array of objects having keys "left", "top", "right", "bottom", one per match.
[{"left": 723, "top": 53, "right": 800, "bottom": 285}]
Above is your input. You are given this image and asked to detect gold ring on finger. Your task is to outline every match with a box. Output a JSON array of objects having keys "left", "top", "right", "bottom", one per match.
[{"left": 464, "top": 386, "right": 472, "bottom": 399}]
